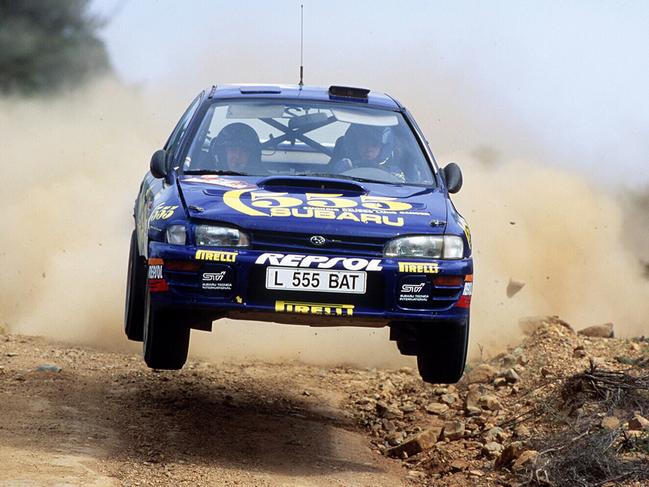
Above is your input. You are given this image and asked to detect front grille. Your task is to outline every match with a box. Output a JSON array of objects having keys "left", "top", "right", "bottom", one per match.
[{"left": 251, "top": 230, "right": 387, "bottom": 257}]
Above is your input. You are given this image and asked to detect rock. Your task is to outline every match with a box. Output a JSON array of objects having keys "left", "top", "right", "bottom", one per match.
[
  {"left": 514, "top": 424, "right": 531, "bottom": 438},
  {"left": 450, "top": 459, "right": 469, "bottom": 471},
  {"left": 465, "top": 388, "right": 481, "bottom": 412},
  {"left": 540, "top": 366, "right": 552, "bottom": 378},
  {"left": 578, "top": 322, "right": 614, "bottom": 338},
  {"left": 385, "top": 427, "right": 442, "bottom": 457},
  {"left": 503, "top": 368, "right": 520, "bottom": 383},
  {"left": 512, "top": 450, "right": 538, "bottom": 472},
  {"left": 440, "top": 393, "right": 459, "bottom": 405},
  {"left": 385, "top": 431, "right": 403, "bottom": 446},
  {"left": 628, "top": 414, "right": 649, "bottom": 431},
  {"left": 376, "top": 401, "right": 403, "bottom": 419},
  {"left": 36, "top": 364, "right": 62, "bottom": 373},
  {"left": 573, "top": 346, "right": 587, "bottom": 358},
  {"left": 469, "top": 470, "right": 485, "bottom": 477},
  {"left": 493, "top": 377, "right": 508, "bottom": 387},
  {"left": 406, "top": 470, "right": 426, "bottom": 481},
  {"left": 479, "top": 394, "right": 501, "bottom": 411},
  {"left": 381, "top": 379, "right": 396, "bottom": 397},
  {"left": 484, "top": 427, "right": 507, "bottom": 443},
  {"left": 466, "top": 364, "right": 498, "bottom": 384},
  {"left": 501, "top": 354, "right": 517, "bottom": 367},
  {"left": 519, "top": 315, "right": 574, "bottom": 335},
  {"left": 381, "top": 419, "right": 397, "bottom": 433},
  {"left": 495, "top": 441, "right": 525, "bottom": 468},
  {"left": 482, "top": 441, "right": 504, "bottom": 458},
  {"left": 506, "top": 279, "right": 525, "bottom": 297},
  {"left": 442, "top": 420, "right": 465, "bottom": 441},
  {"left": 432, "top": 387, "right": 448, "bottom": 395},
  {"left": 399, "top": 403, "right": 417, "bottom": 414},
  {"left": 425, "top": 403, "right": 449, "bottom": 415},
  {"left": 601, "top": 416, "right": 620, "bottom": 430}
]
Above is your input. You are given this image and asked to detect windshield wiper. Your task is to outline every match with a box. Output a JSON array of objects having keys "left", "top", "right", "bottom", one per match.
[{"left": 184, "top": 169, "right": 248, "bottom": 176}]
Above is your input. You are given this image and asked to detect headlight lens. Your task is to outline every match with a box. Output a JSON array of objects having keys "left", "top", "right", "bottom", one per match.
[
  {"left": 384, "top": 235, "right": 464, "bottom": 259},
  {"left": 165, "top": 225, "right": 187, "bottom": 245},
  {"left": 195, "top": 225, "right": 250, "bottom": 247}
]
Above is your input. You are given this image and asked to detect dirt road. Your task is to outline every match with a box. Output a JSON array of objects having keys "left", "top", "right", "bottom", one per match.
[{"left": 0, "top": 334, "right": 408, "bottom": 486}]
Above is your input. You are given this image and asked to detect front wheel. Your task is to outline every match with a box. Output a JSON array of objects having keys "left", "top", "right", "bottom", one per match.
[
  {"left": 416, "top": 320, "right": 469, "bottom": 384},
  {"left": 143, "top": 291, "right": 190, "bottom": 370},
  {"left": 124, "top": 230, "right": 146, "bottom": 341}
]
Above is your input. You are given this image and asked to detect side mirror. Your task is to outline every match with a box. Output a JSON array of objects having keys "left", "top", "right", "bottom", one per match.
[
  {"left": 443, "top": 163, "right": 463, "bottom": 194},
  {"left": 150, "top": 149, "right": 168, "bottom": 179}
]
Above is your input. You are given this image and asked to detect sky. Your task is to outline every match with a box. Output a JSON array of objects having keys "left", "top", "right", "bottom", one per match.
[{"left": 92, "top": 0, "right": 649, "bottom": 187}]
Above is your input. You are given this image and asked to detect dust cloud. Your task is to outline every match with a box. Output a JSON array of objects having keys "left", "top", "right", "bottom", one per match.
[{"left": 1, "top": 79, "right": 647, "bottom": 369}]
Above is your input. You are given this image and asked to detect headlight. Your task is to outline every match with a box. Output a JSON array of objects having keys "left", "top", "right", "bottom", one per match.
[
  {"left": 384, "top": 235, "right": 464, "bottom": 259},
  {"left": 195, "top": 225, "right": 250, "bottom": 247},
  {"left": 165, "top": 225, "right": 187, "bottom": 245}
]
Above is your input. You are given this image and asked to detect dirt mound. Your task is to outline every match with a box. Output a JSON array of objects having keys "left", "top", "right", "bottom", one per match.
[{"left": 343, "top": 316, "right": 649, "bottom": 485}]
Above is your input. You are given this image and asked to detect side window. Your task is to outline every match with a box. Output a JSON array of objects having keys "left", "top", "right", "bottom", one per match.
[{"left": 165, "top": 94, "right": 202, "bottom": 163}]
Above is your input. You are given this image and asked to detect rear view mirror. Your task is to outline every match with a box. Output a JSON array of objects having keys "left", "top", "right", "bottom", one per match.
[
  {"left": 443, "top": 163, "right": 463, "bottom": 194},
  {"left": 150, "top": 149, "right": 168, "bottom": 179}
]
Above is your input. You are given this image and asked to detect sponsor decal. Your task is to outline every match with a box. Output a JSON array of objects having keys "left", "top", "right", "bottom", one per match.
[
  {"left": 275, "top": 301, "right": 354, "bottom": 316},
  {"left": 457, "top": 215, "right": 472, "bottom": 249},
  {"left": 223, "top": 189, "right": 422, "bottom": 227},
  {"left": 401, "top": 282, "right": 427, "bottom": 293},
  {"left": 256, "top": 253, "right": 382, "bottom": 271},
  {"left": 398, "top": 262, "right": 440, "bottom": 274},
  {"left": 398, "top": 276, "right": 432, "bottom": 306},
  {"left": 183, "top": 175, "right": 254, "bottom": 189},
  {"left": 201, "top": 270, "right": 233, "bottom": 291},
  {"left": 147, "top": 258, "right": 168, "bottom": 292},
  {"left": 195, "top": 249, "right": 238, "bottom": 262},
  {"left": 150, "top": 205, "right": 178, "bottom": 221}
]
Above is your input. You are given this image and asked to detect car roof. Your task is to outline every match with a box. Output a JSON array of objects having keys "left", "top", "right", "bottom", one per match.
[{"left": 206, "top": 84, "right": 402, "bottom": 110}]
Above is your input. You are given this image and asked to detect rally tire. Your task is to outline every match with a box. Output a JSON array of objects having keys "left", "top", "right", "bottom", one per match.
[
  {"left": 143, "top": 292, "right": 190, "bottom": 370},
  {"left": 416, "top": 320, "right": 469, "bottom": 384},
  {"left": 124, "top": 230, "right": 146, "bottom": 341}
]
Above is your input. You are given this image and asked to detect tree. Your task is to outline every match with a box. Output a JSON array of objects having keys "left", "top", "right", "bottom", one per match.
[{"left": 0, "top": 0, "right": 111, "bottom": 95}]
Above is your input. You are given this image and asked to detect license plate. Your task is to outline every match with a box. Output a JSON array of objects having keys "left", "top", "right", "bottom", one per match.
[{"left": 265, "top": 267, "right": 366, "bottom": 294}]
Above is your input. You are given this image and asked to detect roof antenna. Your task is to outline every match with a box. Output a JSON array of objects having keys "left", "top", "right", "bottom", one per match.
[{"left": 298, "top": 4, "right": 304, "bottom": 88}]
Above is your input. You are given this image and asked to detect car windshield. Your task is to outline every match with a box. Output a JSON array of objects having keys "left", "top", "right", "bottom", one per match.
[{"left": 182, "top": 100, "right": 436, "bottom": 186}]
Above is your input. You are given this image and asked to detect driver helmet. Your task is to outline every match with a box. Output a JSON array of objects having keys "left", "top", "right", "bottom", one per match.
[
  {"left": 211, "top": 122, "right": 261, "bottom": 167},
  {"left": 344, "top": 124, "right": 391, "bottom": 165}
]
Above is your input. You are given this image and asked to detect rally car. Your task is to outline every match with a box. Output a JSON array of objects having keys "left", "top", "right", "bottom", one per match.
[{"left": 124, "top": 84, "right": 473, "bottom": 384}]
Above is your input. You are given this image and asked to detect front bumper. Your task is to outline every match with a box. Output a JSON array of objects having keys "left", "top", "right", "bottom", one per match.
[{"left": 147, "top": 242, "right": 473, "bottom": 326}]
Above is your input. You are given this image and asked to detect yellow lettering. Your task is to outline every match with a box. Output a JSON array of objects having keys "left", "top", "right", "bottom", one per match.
[
  {"left": 270, "top": 207, "right": 291, "bottom": 217},
  {"left": 398, "top": 262, "right": 439, "bottom": 274},
  {"left": 195, "top": 250, "right": 238, "bottom": 262},
  {"left": 360, "top": 213, "right": 382, "bottom": 224},
  {"left": 274, "top": 301, "right": 354, "bottom": 316},
  {"left": 382, "top": 216, "right": 404, "bottom": 227},
  {"left": 314, "top": 209, "right": 336, "bottom": 219},
  {"left": 337, "top": 212, "right": 360, "bottom": 222}
]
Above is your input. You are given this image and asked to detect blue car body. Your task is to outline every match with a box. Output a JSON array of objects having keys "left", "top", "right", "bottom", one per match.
[{"left": 128, "top": 84, "right": 473, "bottom": 382}]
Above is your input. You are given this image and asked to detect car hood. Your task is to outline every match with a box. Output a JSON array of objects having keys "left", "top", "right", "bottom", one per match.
[{"left": 178, "top": 175, "right": 448, "bottom": 238}]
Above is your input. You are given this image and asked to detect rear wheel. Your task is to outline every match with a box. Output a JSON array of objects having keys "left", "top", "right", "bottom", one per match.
[
  {"left": 124, "top": 230, "right": 146, "bottom": 341},
  {"left": 143, "top": 291, "right": 190, "bottom": 370},
  {"left": 416, "top": 321, "right": 469, "bottom": 384}
]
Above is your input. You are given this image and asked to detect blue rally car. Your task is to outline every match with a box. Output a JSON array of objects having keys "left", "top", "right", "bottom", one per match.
[{"left": 124, "top": 84, "right": 473, "bottom": 384}]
